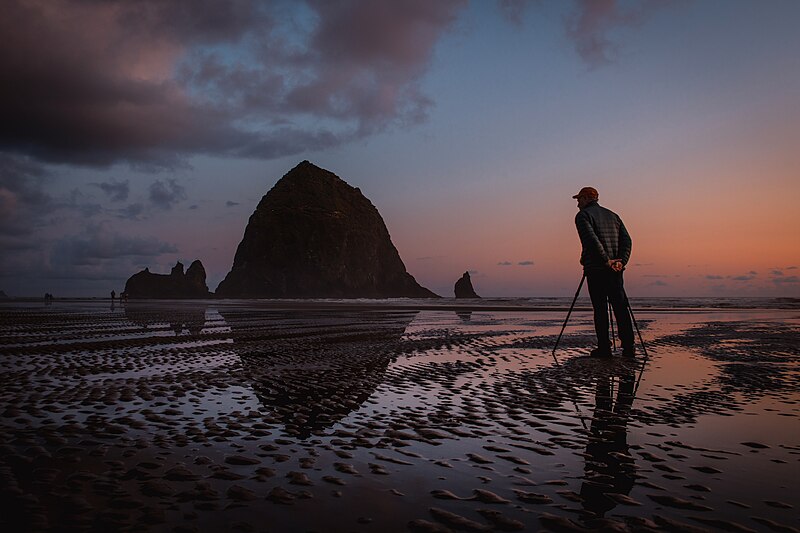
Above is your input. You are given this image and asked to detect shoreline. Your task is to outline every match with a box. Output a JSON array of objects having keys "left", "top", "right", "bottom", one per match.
[{"left": 2, "top": 297, "right": 799, "bottom": 313}]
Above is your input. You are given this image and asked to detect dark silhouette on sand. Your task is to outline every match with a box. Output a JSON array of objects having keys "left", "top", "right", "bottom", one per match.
[
  {"left": 216, "top": 161, "right": 437, "bottom": 299},
  {"left": 574, "top": 186, "right": 635, "bottom": 358}
]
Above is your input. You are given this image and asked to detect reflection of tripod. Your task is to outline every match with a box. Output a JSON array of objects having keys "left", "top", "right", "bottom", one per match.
[{"left": 552, "top": 275, "right": 648, "bottom": 360}]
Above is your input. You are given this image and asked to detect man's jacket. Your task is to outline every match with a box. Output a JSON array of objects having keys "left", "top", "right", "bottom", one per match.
[{"left": 575, "top": 201, "right": 632, "bottom": 271}]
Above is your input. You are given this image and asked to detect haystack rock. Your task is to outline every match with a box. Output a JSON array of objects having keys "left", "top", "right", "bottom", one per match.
[
  {"left": 216, "top": 161, "right": 437, "bottom": 298},
  {"left": 454, "top": 271, "right": 480, "bottom": 298},
  {"left": 124, "top": 260, "right": 211, "bottom": 299}
]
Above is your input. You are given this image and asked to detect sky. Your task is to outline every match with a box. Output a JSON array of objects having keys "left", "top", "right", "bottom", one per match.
[{"left": 1, "top": 0, "right": 799, "bottom": 298}]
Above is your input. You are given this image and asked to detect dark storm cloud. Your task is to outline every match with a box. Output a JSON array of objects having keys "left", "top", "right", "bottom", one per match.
[
  {"left": 0, "top": 0, "right": 466, "bottom": 167},
  {"left": 285, "top": 1, "right": 464, "bottom": 132},
  {"left": 90, "top": 179, "right": 130, "bottom": 202},
  {"left": 149, "top": 179, "right": 187, "bottom": 210}
]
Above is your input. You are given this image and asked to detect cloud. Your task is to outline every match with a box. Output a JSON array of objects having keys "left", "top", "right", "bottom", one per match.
[
  {"left": 117, "top": 203, "right": 145, "bottom": 220},
  {"left": 0, "top": 0, "right": 467, "bottom": 167},
  {"left": 0, "top": 223, "right": 179, "bottom": 296},
  {"left": 54, "top": 230, "right": 178, "bottom": 266},
  {"left": 772, "top": 276, "right": 798, "bottom": 285},
  {"left": 705, "top": 275, "right": 724, "bottom": 280},
  {"left": 731, "top": 275, "right": 755, "bottom": 281},
  {"left": 648, "top": 279, "right": 669, "bottom": 287},
  {"left": 497, "top": 1, "right": 677, "bottom": 67},
  {"left": 149, "top": 179, "right": 187, "bottom": 209},
  {"left": 497, "top": 0, "right": 536, "bottom": 26},
  {"left": 566, "top": 0, "right": 676, "bottom": 67},
  {"left": 226, "top": 200, "right": 240, "bottom": 207},
  {"left": 497, "top": 261, "right": 513, "bottom": 266},
  {"left": 0, "top": 154, "right": 52, "bottom": 237},
  {"left": 90, "top": 179, "right": 130, "bottom": 202},
  {"left": 517, "top": 260, "right": 535, "bottom": 266},
  {"left": 1, "top": 0, "right": 674, "bottom": 172},
  {"left": 772, "top": 270, "right": 784, "bottom": 276}
]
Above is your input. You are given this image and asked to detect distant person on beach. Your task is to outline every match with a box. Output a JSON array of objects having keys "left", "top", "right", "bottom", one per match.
[
  {"left": 574, "top": 187, "right": 635, "bottom": 357},
  {"left": 110, "top": 290, "right": 116, "bottom": 300}
]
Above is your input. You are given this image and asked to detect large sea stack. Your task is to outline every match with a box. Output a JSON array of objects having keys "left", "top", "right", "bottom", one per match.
[
  {"left": 216, "top": 161, "right": 437, "bottom": 298},
  {"left": 124, "top": 260, "right": 211, "bottom": 299}
]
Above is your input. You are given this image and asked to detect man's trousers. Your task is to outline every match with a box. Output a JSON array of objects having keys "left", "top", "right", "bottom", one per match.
[{"left": 586, "top": 269, "right": 635, "bottom": 350}]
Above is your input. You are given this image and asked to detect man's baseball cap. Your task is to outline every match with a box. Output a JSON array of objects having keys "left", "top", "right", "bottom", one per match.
[{"left": 572, "top": 187, "right": 598, "bottom": 200}]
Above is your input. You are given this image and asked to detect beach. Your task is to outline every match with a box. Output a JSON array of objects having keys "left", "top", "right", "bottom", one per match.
[{"left": 0, "top": 299, "right": 798, "bottom": 532}]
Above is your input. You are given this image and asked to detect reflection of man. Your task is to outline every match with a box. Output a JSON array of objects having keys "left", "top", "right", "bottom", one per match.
[
  {"left": 580, "top": 371, "right": 636, "bottom": 518},
  {"left": 574, "top": 187, "right": 635, "bottom": 358}
]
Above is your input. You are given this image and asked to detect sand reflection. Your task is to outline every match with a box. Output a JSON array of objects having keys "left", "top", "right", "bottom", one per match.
[
  {"left": 124, "top": 302, "right": 208, "bottom": 335},
  {"left": 220, "top": 309, "right": 417, "bottom": 438},
  {"left": 580, "top": 369, "right": 636, "bottom": 519}
]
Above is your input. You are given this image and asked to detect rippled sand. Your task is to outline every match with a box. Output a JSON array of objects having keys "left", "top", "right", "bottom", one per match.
[{"left": 0, "top": 300, "right": 798, "bottom": 532}]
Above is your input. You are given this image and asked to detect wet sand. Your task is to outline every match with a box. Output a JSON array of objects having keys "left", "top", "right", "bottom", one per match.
[{"left": 0, "top": 300, "right": 798, "bottom": 532}]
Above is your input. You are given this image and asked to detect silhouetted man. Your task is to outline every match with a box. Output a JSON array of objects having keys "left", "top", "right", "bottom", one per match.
[{"left": 574, "top": 187, "right": 635, "bottom": 357}]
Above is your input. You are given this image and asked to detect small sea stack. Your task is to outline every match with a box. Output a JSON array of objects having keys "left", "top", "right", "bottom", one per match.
[
  {"left": 124, "top": 260, "right": 212, "bottom": 299},
  {"left": 454, "top": 271, "right": 480, "bottom": 298}
]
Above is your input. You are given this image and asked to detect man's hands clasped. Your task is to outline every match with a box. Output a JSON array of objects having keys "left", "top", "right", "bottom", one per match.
[{"left": 607, "top": 259, "right": 624, "bottom": 272}]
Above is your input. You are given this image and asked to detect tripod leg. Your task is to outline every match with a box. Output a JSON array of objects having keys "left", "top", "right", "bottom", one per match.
[
  {"left": 625, "top": 291, "right": 652, "bottom": 396},
  {"left": 609, "top": 299, "right": 615, "bottom": 352},
  {"left": 552, "top": 274, "right": 586, "bottom": 360},
  {"left": 627, "top": 298, "right": 648, "bottom": 360}
]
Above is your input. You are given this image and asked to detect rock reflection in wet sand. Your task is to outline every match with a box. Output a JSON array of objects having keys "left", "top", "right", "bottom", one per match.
[{"left": 0, "top": 301, "right": 797, "bottom": 532}]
